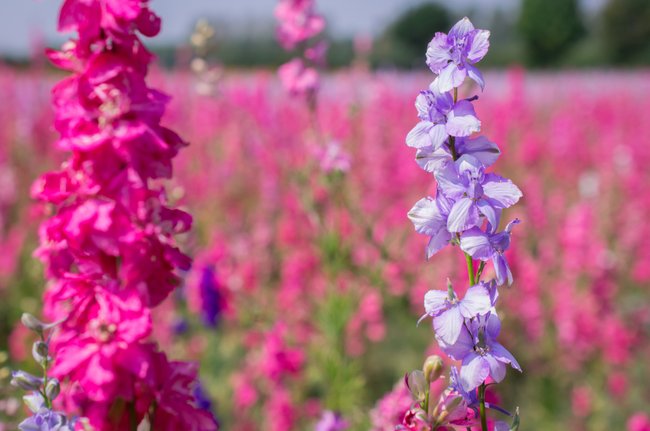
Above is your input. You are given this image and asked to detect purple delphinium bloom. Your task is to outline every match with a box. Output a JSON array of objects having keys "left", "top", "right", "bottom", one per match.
[
  {"left": 198, "top": 265, "right": 224, "bottom": 328},
  {"left": 408, "top": 192, "right": 453, "bottom": 259},
  {"left": 460, "top": 219, "right": 521, "bottom": 286},
  {"left": 435, "top": 154, "right": 522, "bottom": 233},
  {"left": 426, "top": 17, "right": 490, "bottom": 92},
  {"left": 19, "top": 393, "right": 76, "bottom": 431},
  {"left": 315, "top": 410, "right": 349, "bottom": 431},
  {"left": 441, "top": 314, "right": 521, "bottom": 392},
  {"left": 449, "top": 366, "right": 478, "bottom": 406},
  {"left": 415, "top": 135, "right": 500, "bottom": 174},
  {"left": 406, "top": 82, "right": 481, "bottom": 151},
  {"left": 421, "top": 281, "right": 492, "bottom": 345}
]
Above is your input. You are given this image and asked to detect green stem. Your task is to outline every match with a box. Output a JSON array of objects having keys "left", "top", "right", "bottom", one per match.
[
  {"left": 479, "top": 383, "right": 488, "bottom": 431},
  {"left": 40, "top": 334, "right": 52, "bottom": 409},
  {"left": 476, "top": 261, "right": 486, "bottom": 282},
  {"left": 465, "top": 252, "right": 476, "bottom": 286},
  {"left": 129, "top": 401, "right": 138, "bottom": 431}
]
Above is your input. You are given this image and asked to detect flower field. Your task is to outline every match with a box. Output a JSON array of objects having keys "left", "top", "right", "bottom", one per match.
[{"left": 0, "top": 62, "right": 649, "bottom": 429}]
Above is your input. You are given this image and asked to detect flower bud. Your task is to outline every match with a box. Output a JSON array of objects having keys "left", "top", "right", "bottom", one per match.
[
  {"left": 10, "top": 370, "right": 43, "bottom": 391},
  {"left": 423, "top": 355, "right": 444, "bottom": 383},
  {"left": 46, "top": 378, "right": 61, "bottom": 400},
  {"left": 405, "top": 370, "right": 427, "bottom": 401},
  {"left": 32, "top": 341, "right": 51, "bottom": 366},
  {"left": 21, "top": 313, "right": 63, "bottom": 334}
]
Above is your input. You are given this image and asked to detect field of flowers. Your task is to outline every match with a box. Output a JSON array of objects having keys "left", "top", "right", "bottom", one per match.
[{"left": 0, "top": 63, "right": 649, "bottom": 429}]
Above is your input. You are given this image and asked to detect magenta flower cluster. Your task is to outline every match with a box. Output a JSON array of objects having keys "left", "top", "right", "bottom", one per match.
[
  {"left": 30, "top": 1, "right": 218, "bottom": 430},
  {"left": 275, "top": 0, "right": 328, "bottom": 97},
  {"left": 404, "top": 18, "right": 522, "bottom": 428}
]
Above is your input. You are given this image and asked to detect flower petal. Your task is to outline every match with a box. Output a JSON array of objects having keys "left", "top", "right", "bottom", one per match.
[
  {"left": 446, "top": 100, "right": 481, "bottom": 137},
  {"left": 436, "top": 63, "right": 467, "bottom": 93},
  {"left": 408, "top": 197, "right": 446, "bottom": 236},
  {"left": 426, "top": 32, "right": 452, "bottom": 73},
  {"left": 460, "top": 227, "right": 493, "bottom": 260},
  {"left": 467, "top": 30, "right": 490, "bottom": 63},
  {"left": 427, "top": 228, "right": 452, "bottom": 258},
  {"left": 439, "top": 324, "right": 474, "bottom": 360},
  {"left": 490, "top": 342, "right": 522, "bottom": 372},
  {"left": 457, "top": 136, "right": 500, "bottom": 167},
  {"left": 466, "top": 64, "right": 485, "bottom": 90},
  {"left": 447, "top": 197, "right": 480, "bottom": 233},
  {"left": 460, "top": 353, "right": 490, "bottom": 392},
  {"left": 415, "top": 145, "right": 452, "bottom": 173},
  {"left": 482, "top": 173, "right": 523, "bottom": 208},
  {"left": 459, "top": 283, "right": 493, "bottom": 318},
  {"left": 477, "top": 199, "right": 500, "bottom": 232},
  {"left": 433, "top": 306, "right": 464, "bottom": 345},
  {"left": 406, "top": 122, "right": 434, "bottom": 149},
  {"left": 423, "top": 289, "right": 449, "bottom": 316},
  {"left": 449, "top": 17, "right": 475, "bottom": 40},
  {"left": 485, "top": 354, "right": 507, "bottom": 383}
]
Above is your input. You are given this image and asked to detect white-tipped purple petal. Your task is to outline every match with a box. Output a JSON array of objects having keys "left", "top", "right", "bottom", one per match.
[
  {"left": 477, "top": 199, "right": 500, "bottom": 232},
  {"left": 433, "top": 306, "right": 464, "bottom": 345},
  {"left": 460, "top": 228, "right": 493, "bottom": 260},
  {"left": 406, "top": 122, "right": 434, "bottom": 149},
  {"left": 460, "top": 353, "right": 490, "bottom": 391},
  {"left": 408, "top": 197, "right": 446, "bottom": 236},
  {"left": 505, "top": 218, "right": 521, "bottom": 234},
  {"left": 415, "top": 92, "right": 431, "bottom": 119},
  {"left": 449, "top": 17, "right": 475, "bottom": 40},
  {"left": 457, "top": 136, "right": 500, "bottom": 167},
  {"left": 446, "top": 100, "right": 481, "bottom": 137},
  {"left": 438, "top": 322, "right": 474, "bottom": 360},
  {"left": 490, "top": 342, "right": 522, "bottom": 372},
  {"left": 426, "top": 32, "right": 452, "bottom": 72},
  {"left": 447, "top": 197, "right": 480, "bottom": 233},
  {"left": 423, "top": 289, "right": 449, "bottom": 316},
  {"left": 482, "top": 173, "right": 523, "bottom": 208},
  {"left": 467, "top": 30, "right": 490, "bottom": 63},
  {"left": 493, "top": 254, "right": 512, "bottom": 286},
  {"left": 459, "top": 284, "right": 493, "bottom": 318},
  {"left": 484, "top": 354, "right": 506, "bottom": 383},
  {"left": 427, "top": 229, "right": 452, "bottom": 258},
  {"left": 466, "top": 64, "right": 485, "bottom": 90},
  {"left": 436, "top": 63, "right": 467, "bottom": 93},
  {"left": 416, "top": 145, "right": 452, "bottom": 173}
]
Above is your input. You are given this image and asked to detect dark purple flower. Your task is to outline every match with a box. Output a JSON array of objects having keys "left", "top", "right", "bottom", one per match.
[
  {"left": 435, "top": 155, "right": 522, "bottom": 233},
  {"left": 19, "top": 393, "right": 76, "bottom": 431},
  {"left": 421, "top": 281, "right": 492, "bottom": 345},
  {"left": 460, "top": 219, "right": 520, "bottom": 286},
  {"left": 407, "top": 192, "right": 454, "bottom": 258},
  {"left": 441, "top": 314, "right": 521, "bottom": 392},
  {"left": 426, "top": 17, "right": 490, "bottom": 91},
  {"left": 406, "top": 83, "right": 481, "bottom": 151},
  {"left": 198, "top": 265, "right": 224, "bottom": 328}
]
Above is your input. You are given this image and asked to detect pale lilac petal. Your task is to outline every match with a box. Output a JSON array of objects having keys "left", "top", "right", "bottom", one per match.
[
  {"left": 415, "top": 146, "right": 452, "bottom": 173},
  {"left": 433, "top": 306, "right": 464, "bottom": 345},
  {"left": 449, "top": 17, "right": 475, "bottom": 39},
  {"left": 460, "top": 353, "right": 490, "bottom": 391},
  {"left": 482, "top": 173, "right": 523, "bottom": 208},
  {"left": 504, "top": 218, "right": 521, "bottom": 234},
  {"left": 477, "top": 199, "right": 500, "bottom": 232},
  {"left": 436, "top": 63, "right": 467, "bottom": 93},
  {"left": 406, "top": 122, "right": 434, "bottom": 149},
  {"left": 438, "top": 322, "right": 474, "bottom": 360},
  {"left": 485, "top": 354, "right": 506, "bottom": 383},
  {"left": 491, "top": 342, "right": 522, "bottom": 372},
  {"left": 485, "top": 313, "right": 501, "bottom": 339},
  {"left": 415, "top": 92, "right": 430, "bottom": 119},
  {"left": 457, "top": 136, "right": 500, "bottom": 167},
  {"left": 435, "top": 164, "right": 466, "bottom": 199},
  {"left": 460, "top": 228, "right": 493, "bottom": 260},
  {"left": 494, "top": 421, "right": 511, "bottom": 431},
  {"left": 455, "top": 154, "right": 483, "bottom": 176},
  {"left": 429, "top": 124, "right": 449, "bottom": 149},
  {"left": 427, "top": 229, "right": 452, "bottom": 258},
  {"left": 466, "top": 64, "right": 485, "bottom": 90},
  {"left": 446, "top": 100, "right": 481, "bottom": 137},
  {"left": 435, "top": 191, "right": 454, "bottom": 215},
  {"left": 467, "top": 30, "right": 490, "bottom": 63},
  {"left": 424, "top": 289, "right": 449, "bottom": 316},
  {"left": 459, "top": 284, "right": 492, "bottom": 318},
  {"left": 447, "top": 197, "right": 480, "bottom": 233},
  {"left": 408, "top": 197, "right": 446, "bottom": 236},
  {"left": 426, "top": 33, "right": 452, "bottom": 72}
]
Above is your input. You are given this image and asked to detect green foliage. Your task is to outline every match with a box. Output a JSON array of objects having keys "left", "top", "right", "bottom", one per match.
[
  {"left": 518, "top": 0, "right": 585, "bottom": 66},
  {"left": 374, "top": 2, "right": 451, "bottom": 69},
  {"left": 602, "top": 0, "right": 650, "bottom": 64}
]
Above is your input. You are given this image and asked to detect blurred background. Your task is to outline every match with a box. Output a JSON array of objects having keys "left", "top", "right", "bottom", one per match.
[{"left": 0, "top": 0, "right": 649, "bottom": 430}]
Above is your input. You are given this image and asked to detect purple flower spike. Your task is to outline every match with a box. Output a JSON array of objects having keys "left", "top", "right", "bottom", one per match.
[
  {"left": 436, "top": 155, "right": 522, "bottom": 233},
  {"left": 408, "top": 193, "right": 454, "bottom": 258},
  {"left": 460, "top": 219, "right": 520, "bottom": 286},
  {"left": 426, "top": 17, "right": 490, "bottom": 92},
  {"left": 421, "top": 281, "right": 492, "bottom": 345},
  {"left": 415, "top": 135, "right": 500, "bottom": 174},
  {"left": 406, "top": 84, "right": 481, "bottom": 150}
]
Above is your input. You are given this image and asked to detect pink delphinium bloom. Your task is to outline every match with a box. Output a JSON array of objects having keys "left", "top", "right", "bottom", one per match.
[
  {"left": 275, "top": 0, "right": 325, "bottom": 50},
  {"left": 32, "top": 0, "right": 218, "bottom": 429},
  {"left": 628, "top": 413, "right": 650, "bottom": 431}
]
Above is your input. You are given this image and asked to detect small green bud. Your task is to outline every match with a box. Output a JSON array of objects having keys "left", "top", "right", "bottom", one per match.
[
  {"left": 406, "top": 370, "right": 427, "bottom": 402},
  {"left": 423, "top": 355, "right": 444, "bottom": 383},
  {"left": 32, "top": 341, "right": 51, "bottom": 366}
]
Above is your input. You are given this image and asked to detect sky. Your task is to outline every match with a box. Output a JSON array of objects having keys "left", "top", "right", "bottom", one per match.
[{"left": 0, "top": 0, "right": 606, "bottom": 56}]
